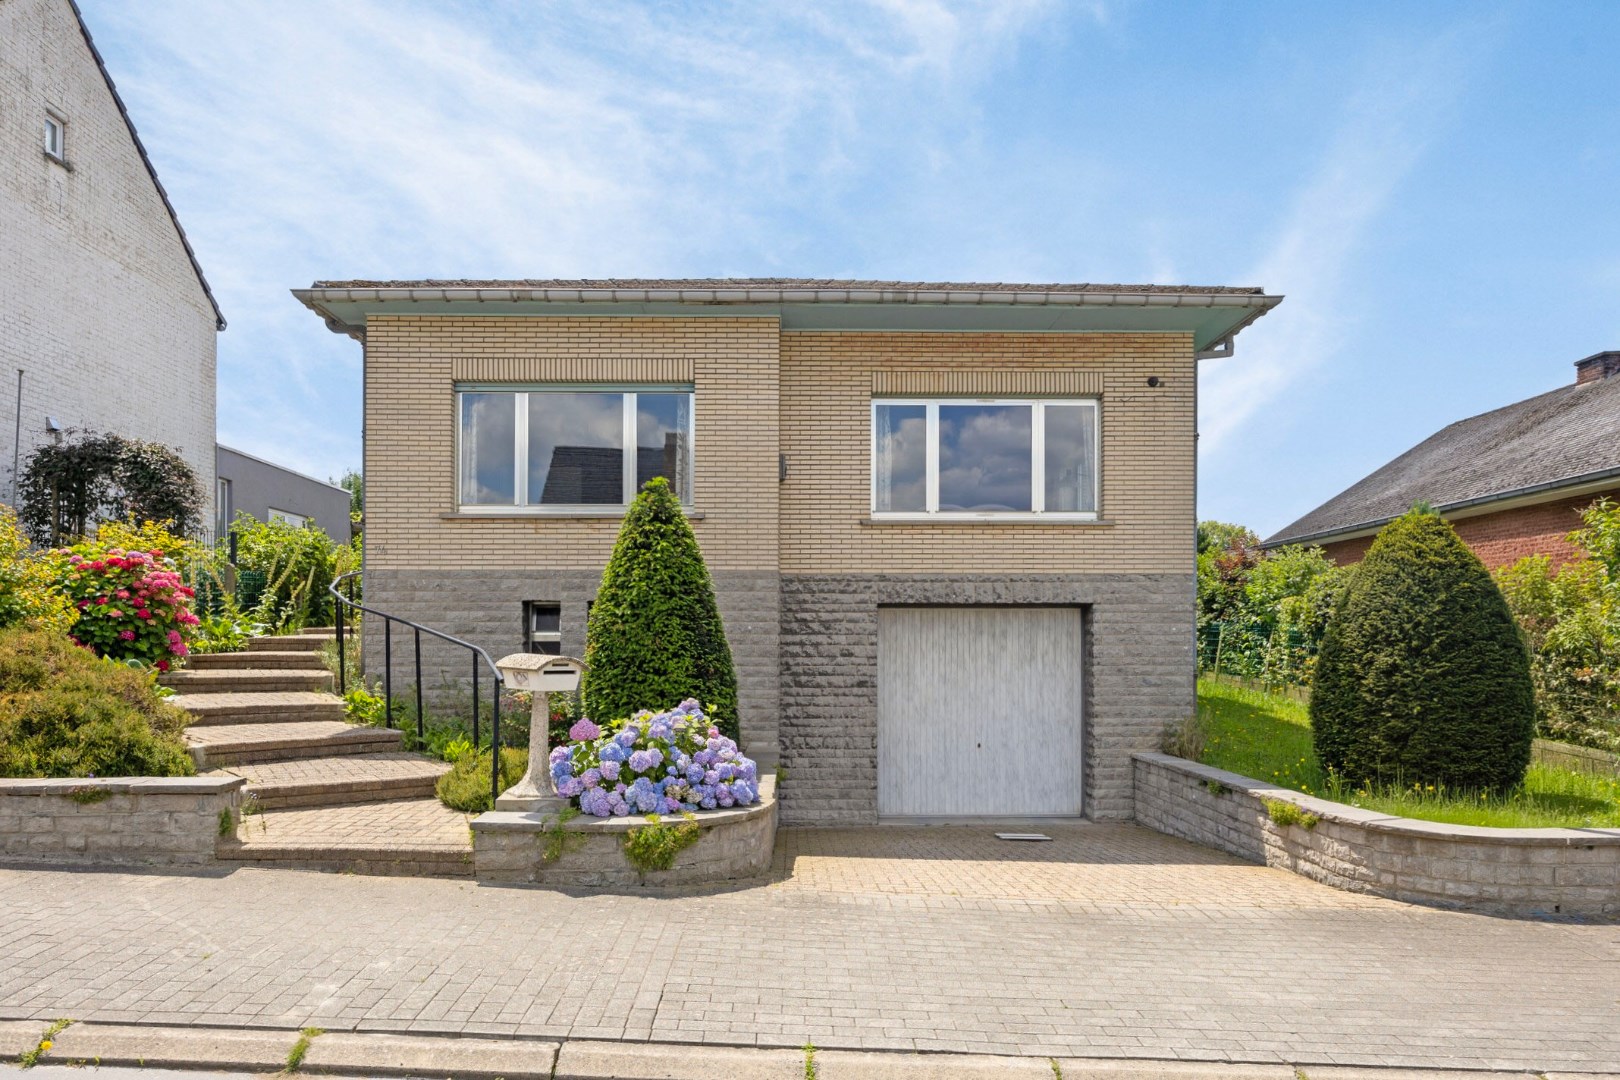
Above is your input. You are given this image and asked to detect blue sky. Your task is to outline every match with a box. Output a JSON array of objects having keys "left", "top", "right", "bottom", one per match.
[{"left": 81, "top": 0, "right": 1620, "bottom": 537}]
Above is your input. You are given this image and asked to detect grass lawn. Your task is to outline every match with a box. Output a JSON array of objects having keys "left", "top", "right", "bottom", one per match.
[{"left": 1195, "top": 676, "right": 1620, "bottom": 829}]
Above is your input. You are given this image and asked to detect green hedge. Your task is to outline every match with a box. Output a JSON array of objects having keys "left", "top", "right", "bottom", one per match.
[
  {"left": 1311, "top": 509, "right": 1535, "bottom": 791},
  {"left": 583, "top": 477, "right": 740, "bottom": 742},
  {"left": 0, "top": 628, "right": 194, "bottom": 778}
]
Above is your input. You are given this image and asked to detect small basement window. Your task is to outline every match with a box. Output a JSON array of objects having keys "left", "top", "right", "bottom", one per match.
[
  {"left": 44, "top": 113, "right": 66, "bottom": 162},
  {"left": 524, "top": 602, "right": 561, "bottom": 655}
]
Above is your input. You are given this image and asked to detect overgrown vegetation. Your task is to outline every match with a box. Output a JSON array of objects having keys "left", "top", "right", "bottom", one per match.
[
  {"left": 230, "top": 512, "right": 351, "bottom": 631},
  {"left": 0, "top": 506, "right": 76, "bottom": 635},
  {"left": 18, "top": 432, "right": 202, "bottom": 543},
  {"left": 1495, "top": 498, "right": 1620, "bottom": 753},
  {"left": 620, "top": 811, "right": 702, "bottom": 873},
  {"left": 1196, "top": 521, "right": 1350, "bottom": 686},
  {"left": 1196, "top": 677, "right": 1620, "bottom": 828},
  {"left": 1311, "top": 509, "right": 1535, "bottom": 792},
  {"left": 1262, "top": 798, "right": 1319, "bottom": 830},
  {"left": 0, "top": 627, "right": 194, "bottom": 778},
  {"left": 16, "top": 1018, "right": 74, "bottom": 1068},
  {"left": 434, "top": 746, "right": 527, "bottom": 812},
  {"left": 584, "top": 477, "right": 740, "bottom": 742}
]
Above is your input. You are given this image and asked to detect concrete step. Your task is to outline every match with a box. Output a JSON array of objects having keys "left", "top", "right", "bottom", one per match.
[
  {"left": 209, "top": 752, "right": 451, "bottom": 810},
  {"left": 185, "top": 650, "right": 331, "bottom": 671},
  {"left": 219, "top": 797, "right": 474, "bottom": 878},
  {"left": 161, "top": 668, "right": 334, "bottom": 694},
  {"left": 246, "top": 635, "right": 329, "bottom": 652},
  {"left": 186, "top": 720, "right": 400, "bottom": 768},
  {"left": 173, "top": 690, "right": 346, "bottom": 726}
]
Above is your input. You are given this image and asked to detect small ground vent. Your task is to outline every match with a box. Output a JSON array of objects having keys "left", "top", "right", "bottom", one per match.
[{"left": 994, "top": 832, "right": 1052, "bottom": 842}]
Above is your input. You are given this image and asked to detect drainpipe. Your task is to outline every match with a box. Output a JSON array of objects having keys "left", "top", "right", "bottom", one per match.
[{"left": 10, "top": 369, "right": 21, "bottom": 505}]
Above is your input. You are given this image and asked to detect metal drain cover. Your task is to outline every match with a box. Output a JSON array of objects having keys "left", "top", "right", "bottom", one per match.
[{"left": 994, "top": 833, "right": 1052, "bottom": 841}]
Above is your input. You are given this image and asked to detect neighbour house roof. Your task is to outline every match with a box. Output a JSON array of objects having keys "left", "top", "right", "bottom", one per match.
[
  {"left": 67, "top": 0, "right": 224, "bottom": 330},
  {"left": 1265, "top": 369, "right": 1620, "bottom": 548},
  {"left": 292, "top": 278, "right": 1281, "bottom": 353}
]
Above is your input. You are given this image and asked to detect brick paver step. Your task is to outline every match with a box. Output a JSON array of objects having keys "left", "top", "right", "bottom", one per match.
[
  {"left": 185, "top": 651, "right": 332, "bottom": 670},
  {"left": 173, "top": 690, "right": 346, "bottom": 726},
  {"left": 246, "top": 635, "right": 328, "bottom": 652},
  {"left": 161, "top": 668, "right": 334, "bottom": 694},
  {"left": 221, "top": 797, "right": 474, "bottom": 878},
  {"left": 209, "top": 752, "right": 450, "bottom": 809},
  {"left": 186, "top": 720, "right": 400, "bottom": 768}
]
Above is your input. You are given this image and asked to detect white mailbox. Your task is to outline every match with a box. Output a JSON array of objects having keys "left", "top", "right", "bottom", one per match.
[
  {"left": 493, "top": 653, "right": 586, "bottom": 813},
  {"left": 496, "top": 653, "right": 584, "bottom": 694}
]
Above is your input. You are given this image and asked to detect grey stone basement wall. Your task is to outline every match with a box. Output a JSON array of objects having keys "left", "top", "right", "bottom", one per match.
[
  {"left": 1134, "top": 752, "right": 1620, "bottom": 917},
  {"left": 357, "top": 568, "right": 782, "bottom": 764},
  {"left": 780, "top": 574, "right": 1194, "bottom": 826},
  {"left": 0, "top": 776, "right": 245, "bottom": 868}
]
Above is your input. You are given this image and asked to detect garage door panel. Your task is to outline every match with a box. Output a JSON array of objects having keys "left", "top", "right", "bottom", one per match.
[{"left": 878, "top": 606, "right": 1083, "bottom": 817}]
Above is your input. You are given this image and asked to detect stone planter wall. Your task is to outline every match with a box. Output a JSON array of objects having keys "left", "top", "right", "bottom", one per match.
[
  {"left": 1133, "top": 752, "right": 1620, "bottom": 917},
  {"left": 472, "top": 776, "right": 777, "bottom": 887},
  {"left": 0, "top": 776, "right": 246, "bottom": 868}
]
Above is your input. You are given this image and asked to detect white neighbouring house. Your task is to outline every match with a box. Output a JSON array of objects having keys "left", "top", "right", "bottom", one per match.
[{"left": 0, "top": 0, "right": 223, "bottom": 517}]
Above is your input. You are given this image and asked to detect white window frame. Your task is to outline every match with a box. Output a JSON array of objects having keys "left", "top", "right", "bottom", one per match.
[
  {"left": 869, "top": 397, "right": 1100, "bottom": 521},
  {"left": 455, "top": 386, "right": 694, "bottom": 513},
  {"left": 43, "top": 112, "right": 66, "bottom": 162},
  {"left": 268, "top": 508, "right": 308, "bottom": 527}
]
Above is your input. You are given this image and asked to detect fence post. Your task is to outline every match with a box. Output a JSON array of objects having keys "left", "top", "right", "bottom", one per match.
[
  {"left": 335, "top": 593, "right": 345, "bottom": 695},
  {"left": 384, "top": 619, "right": 393, "bottom": 729},
  {"left": 414, "top": 628, "right": 423, "bottom": 745},
  {"left": 1212, "top": 622, "right": 1226, "bottom": 683}
]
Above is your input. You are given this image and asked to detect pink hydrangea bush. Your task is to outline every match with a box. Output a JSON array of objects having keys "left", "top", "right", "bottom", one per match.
[
  {"left": 549, "top": 699, "right": 759, "bottom": 817},
  {"left": 54, "top": 544, "right": 199, "bottom": 669}
]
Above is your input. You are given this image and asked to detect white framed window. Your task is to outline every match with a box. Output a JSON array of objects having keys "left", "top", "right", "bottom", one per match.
[
  {"left": 457, "top": 387, "right": 692, "bottom": 511},
  {"left": 871, "top": 398, "right": 1099, "bottom": 520},
  {"left": 268, "top": 508, "right": 308, "bottom": 527},
  {"left": 43, "top": 113, "right": 66, "bottom": 161}
]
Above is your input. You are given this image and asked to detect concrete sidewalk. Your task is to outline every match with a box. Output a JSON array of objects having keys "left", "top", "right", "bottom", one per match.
[
  {"left": 3, "top": 825, "right": 1618, "bottom": 1072},
  {"left": 4, "top": 1021, "right": 1615, "bottom": 1079}
]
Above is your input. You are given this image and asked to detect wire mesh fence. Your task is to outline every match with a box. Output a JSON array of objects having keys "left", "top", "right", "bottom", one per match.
[{"left": 1197, "top": 620, "right": 1316, "bottom": 692}]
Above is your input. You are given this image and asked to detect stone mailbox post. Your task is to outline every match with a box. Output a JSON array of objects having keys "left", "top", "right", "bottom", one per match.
[{"left": 493, "top": 653, "right": 585, "bottom": 813}]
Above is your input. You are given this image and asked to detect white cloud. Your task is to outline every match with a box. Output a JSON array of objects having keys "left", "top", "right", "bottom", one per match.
[{"left": 1198, "top": 23, "right": 1502, "bottom": 453}]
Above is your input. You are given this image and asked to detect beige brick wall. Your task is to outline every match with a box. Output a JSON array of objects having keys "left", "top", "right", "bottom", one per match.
[
  {"left": 0, "top": 0, "right": 217, "bottom": 508},
  {"left": 362, "top": 316, "right": 780, "bottom": 573},
  {"left": 779, "top": 332, "right": 1196, "bottom": 575}
]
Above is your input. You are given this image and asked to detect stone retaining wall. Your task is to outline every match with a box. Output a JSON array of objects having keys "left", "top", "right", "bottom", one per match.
[
  {"left": 0, "top": 776, "right": 246, "bottom": 868},
  {"left": 1133, "top": 752, "right": 1620, "bottom": 917},
  {"left": 472, "top": 776, "right": 777, "bottom": 887}
]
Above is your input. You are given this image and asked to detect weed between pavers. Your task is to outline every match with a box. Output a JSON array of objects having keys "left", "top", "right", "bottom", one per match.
[
  {"left": 802, "top": 1041, "right": 817, "bottom": 1080},
  {"left": 282, "top": 1026, "right": 323, "bottom": 1073},
  {"left": 1049, "top": 1058, "right": 1063, "bottom": 1079},
  {"left": 218, "top": 808, "right": 236, "bottom": 838},
  {"left": 17, "top": 1018, "right": 74, "bottom": 1068}
]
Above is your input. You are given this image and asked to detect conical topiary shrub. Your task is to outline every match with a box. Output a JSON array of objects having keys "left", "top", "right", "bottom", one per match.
[
  {"left": 1310, "top": 508, "right": 1535, "bottom": 791},
  {"left": 583, "top": 477, "right": 741, "bottom": 742}
]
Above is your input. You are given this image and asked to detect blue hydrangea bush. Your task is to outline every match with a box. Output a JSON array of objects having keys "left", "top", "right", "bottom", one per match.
[{"left": 548, "top": 699, "right": 761, "bottom": 817}]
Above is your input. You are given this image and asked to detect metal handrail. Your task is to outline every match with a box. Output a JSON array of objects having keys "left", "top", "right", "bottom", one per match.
[{"left": 328, "top": 570, "right": 506, "bottom": 805}]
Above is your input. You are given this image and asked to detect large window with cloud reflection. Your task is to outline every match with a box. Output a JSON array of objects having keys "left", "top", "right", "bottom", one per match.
[
  {"left": 872, "top": 399, "right": 1097, "bottom": 518},
  {"left": 458, "top": 388, "right": 691, "bottom": 510}
]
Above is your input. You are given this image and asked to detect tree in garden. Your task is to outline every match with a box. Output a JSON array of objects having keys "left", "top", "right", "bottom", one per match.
[
  {"left": 18, "top": 432, "right": 202, "bottom": 542},
  {"left": 583, "top": 477, "right": 740, "bottom": 742},
  {"left": 1311, "top": 507, "right": 1535, "bottom": 791}
]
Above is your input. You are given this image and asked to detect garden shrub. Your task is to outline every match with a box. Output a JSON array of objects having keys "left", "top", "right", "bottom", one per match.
[
  {"left": 584, "top": 477, "right": 740, "bottom": 741},
  {"left": 18, "top": 431, "right": 203, "bottom": 543},
  {"left": 0, "top": 506, "right": 76, "bottom": 635},
  {"left": 549, "top": 699, "right": 760, "bottom": 816},
  {"left": 52, "top": 534, "right": 200, "bottom": 669},
  {"left": 0, "top": 627, "right": 194, "bottom": 778},
  {"left": 230, "top": 512, "right": 339, "bottom": 630},
  {"left": 434, "top": 746, "right": 527, "bottom": 812},
  {"left": 1310, "top": 508, "right": 1535, "bottom": 791}
]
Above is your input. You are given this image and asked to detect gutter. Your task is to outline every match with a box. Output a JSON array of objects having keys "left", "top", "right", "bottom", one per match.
[
  {"left": 291, "top": 285, "right": 1283, "bottom": 346},
  {"left": 1263, "top": 465, "right": 1620, "bottom": 550}
]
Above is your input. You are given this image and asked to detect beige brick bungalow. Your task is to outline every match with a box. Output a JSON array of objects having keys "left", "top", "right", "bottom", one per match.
[{"left": 294, "top": 279, "right": 1281, "bottom": 825}]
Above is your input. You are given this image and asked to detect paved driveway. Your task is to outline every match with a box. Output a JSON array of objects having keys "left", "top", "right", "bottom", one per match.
[{"left": 2, "top": 824, "right": 1617, "bottom": 1072}]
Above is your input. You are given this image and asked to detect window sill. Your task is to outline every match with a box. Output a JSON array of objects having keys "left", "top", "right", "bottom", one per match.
[
  {"left": 862, "top": 516, "right": 1113, "bottom": 526},
  {"left": 441, "top": 509, "right": 704, "bottom": 521},
  {"left": 43, "top": 150, "right": 72, "bottom": 172}
]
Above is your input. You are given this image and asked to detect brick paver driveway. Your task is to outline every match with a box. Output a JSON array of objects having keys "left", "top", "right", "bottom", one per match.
[{"left": 2, "top": 824, "right": 1617, "bottom": 1072}]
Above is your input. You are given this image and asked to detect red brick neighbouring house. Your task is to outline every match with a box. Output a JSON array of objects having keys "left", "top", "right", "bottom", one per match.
[{"left": 1265, "top": 351, "right": 1620, "bottom": 570}]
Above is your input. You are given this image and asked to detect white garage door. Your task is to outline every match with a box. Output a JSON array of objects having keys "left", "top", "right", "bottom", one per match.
[{"left": 877, "top": 606, "right": 1084, "bottom": 818}]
